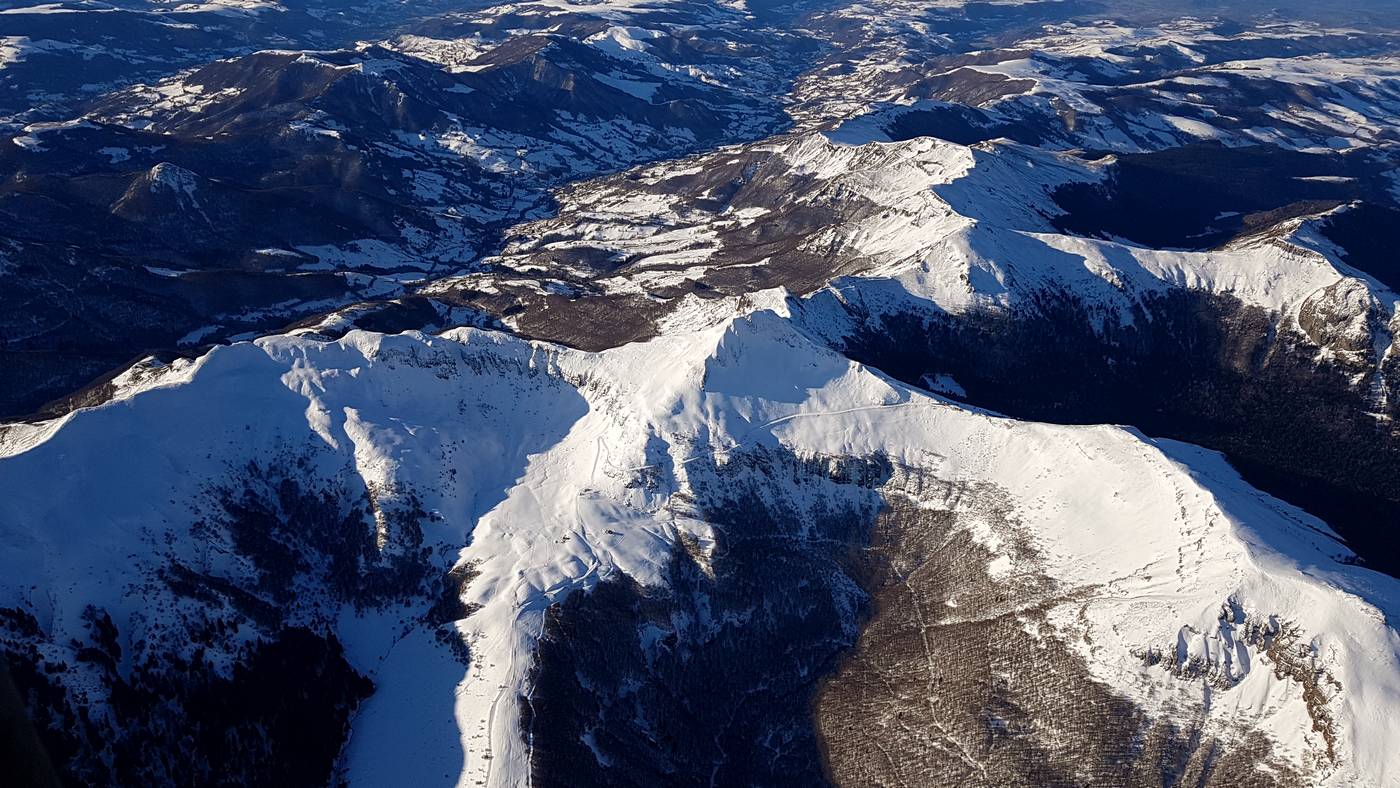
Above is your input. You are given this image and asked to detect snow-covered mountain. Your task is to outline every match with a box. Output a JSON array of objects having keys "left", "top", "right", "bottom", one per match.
[
  {"left": 3, "top": 0, "right": 1400, "bottom": 785},
  {"left": 2, "top": 296, "right": 1398, "bottom": 785}
]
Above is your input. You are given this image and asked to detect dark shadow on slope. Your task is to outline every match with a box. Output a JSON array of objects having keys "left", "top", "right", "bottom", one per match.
[
  {"left": 1, "top": 463, "right": 469, "bottom": 786},
  {"left": 524, "top": 446, "right": 1319, "bottom": 786},
  {"left": 0, "top": 341, "right": 588, "bottom": 784},
  {"left": 0, "top": 655, "right": 62, "bottom": 788},
  {"left": 3, "top": 605, "right": 372, "bottom": 787},
  {"left": 884, "top": 101, "right": 1051, "bottom": 146},
  {"left": 1317, "top": 204, "right": 1400, "bottom": 291},
  {"left": 0, "top": 465, "right": 402, "bottom": 786},
  {"left": 832, "top": 288, "right": 1400, "bottom": 578},
  {"left": 523, "top": 446, "right": 892, "bottom": 787},
  {"left": 1051, "top": 143, "right": 1396, "bottom": 249}
]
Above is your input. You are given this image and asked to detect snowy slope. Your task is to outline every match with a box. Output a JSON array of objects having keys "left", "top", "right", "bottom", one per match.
[
  {"left": 435, "top": 129, "right": 1398, "bottom": 376},
  {"left": 2, "top": 297, "right": 1398, "bottom": 785},
  {"left": 4, "top": 2, "right": 1400, "bottom": 783}
]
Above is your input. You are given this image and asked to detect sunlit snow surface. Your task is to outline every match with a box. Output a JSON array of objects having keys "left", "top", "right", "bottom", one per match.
[
  {"left": 2, "top": 0, "right": 1400, "bottom": 784},
  {"left": 2, "top": 290, "right": 1399, "bottom": 785}
]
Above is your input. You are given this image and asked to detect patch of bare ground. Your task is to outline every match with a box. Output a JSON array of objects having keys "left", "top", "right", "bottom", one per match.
[{"left": 816, "top": 486, "right": 1308, "bottom": 787}]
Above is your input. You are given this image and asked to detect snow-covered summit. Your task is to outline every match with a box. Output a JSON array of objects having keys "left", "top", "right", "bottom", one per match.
[{"left": 2, "top": 297, "right": 1398, "bottom": 785}]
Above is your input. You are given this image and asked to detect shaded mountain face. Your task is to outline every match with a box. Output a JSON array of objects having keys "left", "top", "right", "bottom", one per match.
[
  {"left": 3, "top": 1, "right": 1400, "bottom": 787},
  {"left": 1049, "top": 144, "right": 1396, "bottom": 249}
]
